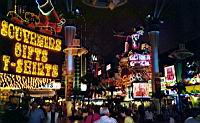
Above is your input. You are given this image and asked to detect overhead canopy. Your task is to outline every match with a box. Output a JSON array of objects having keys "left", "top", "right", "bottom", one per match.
[{"left": 29, "top": 89, "right": 56, "bottom": 97}]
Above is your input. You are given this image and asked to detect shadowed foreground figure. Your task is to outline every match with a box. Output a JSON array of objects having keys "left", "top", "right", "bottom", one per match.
[
  {"left": 2, "top": 108, "right": 28, "bottom": 123},
  {"left": 2, "top": 96, "right": 28, "bottom": 123},
  {"left": 84, "top": 106, "right": 100, "bottom": 123},
  {"left": 184, "top": 108, "right": 200, "bottom": 123}
]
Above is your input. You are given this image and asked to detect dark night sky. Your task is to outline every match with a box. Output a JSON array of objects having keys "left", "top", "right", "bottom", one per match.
[
  {"left": 0, "top": 0, "right": 200, "bottom": 62},
  {"left": 73, "top": 0, "right": 200, "bottom": 62}
]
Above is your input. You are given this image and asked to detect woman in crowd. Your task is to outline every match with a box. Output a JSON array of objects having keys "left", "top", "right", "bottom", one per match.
[
  {"left": 124, "top": 109, "right": 135, "bottom": 123},
  {"left": 84, "top": 106, "right": 100, "bottom": 123}
]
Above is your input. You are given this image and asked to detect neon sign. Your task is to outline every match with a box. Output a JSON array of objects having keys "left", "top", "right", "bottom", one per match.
[
  {"left": 129, "top": 53, "right": 151, "bottom": 67},
  {"left": 0, "top": 72, "right": 55, "bottom": 89},
  {"left": 7, "top": 0, "right": 66, "bottom": 35},
  {"left": 36, "top": 0, "right": 54, "bottom": 16},
  {"left": 35, "top": 0, "right": 66, "bottom": 34},
  {"left": 1, "top": 20, "right": 62, "bottom": 51},
  {"left": 114, "top": 27, "right": 144, "bottom": 53},
  {"left": 91, "top": 54, "right": 98, "bottom": 62},
  {"left": 0, "top": 19, "right": 62, "bottom": 88}
]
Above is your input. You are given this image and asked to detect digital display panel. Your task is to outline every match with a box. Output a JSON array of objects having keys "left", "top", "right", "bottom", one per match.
[
  {"left": 132, "top": 83, "right": 150, "bottom": 98},
  {"left": 164, "top": 65, "right": 176, "bottom": 82}
]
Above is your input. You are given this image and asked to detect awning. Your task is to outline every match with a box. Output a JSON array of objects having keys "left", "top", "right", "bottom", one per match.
[{"left": 29, "top": 89, "right": 55, "bottom": 97}]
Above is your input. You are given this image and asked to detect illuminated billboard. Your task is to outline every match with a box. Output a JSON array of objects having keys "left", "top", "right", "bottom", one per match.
[
  {"left": 0, "top": 18, "right": 63, "bottom": 89},
  {"left": 129, "top": 53, "right": 151, "bottom": 67},
  {"left": 132, "top": 83, "right": 150, "bottom": 98},
  {"left": 164, "top": 65, "right": 176, "bottom": 82}
]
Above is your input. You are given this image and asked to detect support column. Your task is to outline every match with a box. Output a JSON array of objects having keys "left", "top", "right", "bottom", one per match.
[
  {"left": 148, "top": 24, "right": 160, "bottom": 114},
  {"left": 64, "top": 26, "right": 76, "bottom": 118},
  {"left": 64, "top": 25, "right": 88, "bottom": 118},
  {"left": 176, "top": 62, "right": 182, "bottom": 82},
  {"left": 148, "top": 30, "right": 160, "bottom": 93}
]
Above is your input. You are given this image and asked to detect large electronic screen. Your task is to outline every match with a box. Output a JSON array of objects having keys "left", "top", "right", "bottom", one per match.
[{"left": 132, "top": 83, "right": 150, "bottom": 98}]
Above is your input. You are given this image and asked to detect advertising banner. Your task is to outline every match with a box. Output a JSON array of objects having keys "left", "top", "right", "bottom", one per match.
[{"left": 164, "top": 65, "right": 176, "bottom": 82}]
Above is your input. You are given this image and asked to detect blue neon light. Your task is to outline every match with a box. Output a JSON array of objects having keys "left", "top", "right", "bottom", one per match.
[{"left": 68, "top": 51, "right": 73, "bottom": 72}]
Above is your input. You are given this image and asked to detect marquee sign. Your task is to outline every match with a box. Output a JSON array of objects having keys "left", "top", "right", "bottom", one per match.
[
  {"left": 129, "top": 53, "right": 151, "bottom": 67},
  {"left": 0, "top": 72, "right": 55, "bottom": 89},
  {"left": 0, "top": 18, "right": 63, "bottom": 89}
]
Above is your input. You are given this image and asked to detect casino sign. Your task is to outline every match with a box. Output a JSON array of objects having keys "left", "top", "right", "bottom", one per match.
[{"left": 0, "top": 18, "right": 63, "bottom": 89}]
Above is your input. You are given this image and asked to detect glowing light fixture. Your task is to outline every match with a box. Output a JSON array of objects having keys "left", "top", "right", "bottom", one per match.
[
  {"left": 168, "top": 44, "right": 194, "bottom": 60},
  {"left": 91, "top": 54, "right": 98, "bottom": 62},
  {"left": 106, "top": 64, "right": 111, "bottom": 71},
  {"left": 67, "top": 51, "right": 73, "bottom": 72},
  {"left": 81, "top": 83, "right": 87, "bottom": 91},
  {"left": 98, "top": 70, "right": 102, "bottom": 76}
]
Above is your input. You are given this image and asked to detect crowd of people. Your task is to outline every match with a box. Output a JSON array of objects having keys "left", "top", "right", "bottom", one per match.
[
  {"left": 0, "top": 96, "right": 200, "bottom": 123},
  {"left": 82, "top": 102, "right": 200, "bottom": 123},
  {"left": 0, "top": 98, "right": 67, "bottom": 123}
]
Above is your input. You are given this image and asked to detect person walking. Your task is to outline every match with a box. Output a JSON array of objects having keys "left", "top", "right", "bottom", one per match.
[
  {"left": 124, "top": 110, "right": 135, "bottom": 123},
  {"left": 84, "top": 106, "right": 100, "bottom": 123},
  {"left": 94, "top": 107, "right": 117, "bottom": 123},
  {"left": 144, "top": 107, "right": 153, "bottom": 123},
  {"left": 138, "top": 104, "right": 145, "bottom": 123},
  {"left": 27, "top": 101, "right": 45, "bottom": 123},
  {"left": 46, "top": 103, "right": 60, "bottom": 123}
]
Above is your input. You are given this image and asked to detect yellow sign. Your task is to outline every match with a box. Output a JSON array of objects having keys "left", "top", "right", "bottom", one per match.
[
  {"left": 186, "top": 85, "right": 200, "bottom": 93},
  {"left": 0, "top": 72, "right": 55, "bottom": 89},
  {"left": 1, "top": 20, "right": 61, "bottom": 51},
  {"left": 0, "top": 19, "right": 62, "bottom": 82}
]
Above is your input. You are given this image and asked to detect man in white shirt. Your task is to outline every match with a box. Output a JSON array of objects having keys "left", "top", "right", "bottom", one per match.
[{"left": 94, "top": 107, "right": 117, "bottom": 123}]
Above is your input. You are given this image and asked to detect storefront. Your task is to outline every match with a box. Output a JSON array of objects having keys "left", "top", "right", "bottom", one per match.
[{"left": 0, "top": 16, "right": 63, "bottom": 112}]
